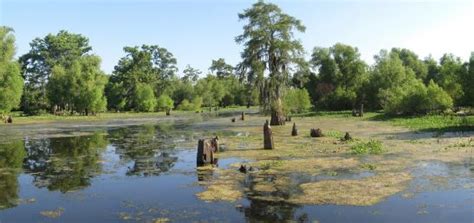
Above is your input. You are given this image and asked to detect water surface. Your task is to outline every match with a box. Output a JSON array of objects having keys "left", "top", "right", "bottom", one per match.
[{"left": 0, "top": 117, "right": 472, "bottom": 222}]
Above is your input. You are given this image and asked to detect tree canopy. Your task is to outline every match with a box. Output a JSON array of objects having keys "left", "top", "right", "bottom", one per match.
[{"left": 0, "top": 27, "right": 23, "bottom": 115}]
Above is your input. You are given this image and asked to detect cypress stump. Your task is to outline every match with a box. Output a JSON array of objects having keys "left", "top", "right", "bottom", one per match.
[
  {"left": 263, "top": 120, "right": 274, "bottom": 149},
  {"left": 291, "top": 122, "right": 298, "bottom": 136},
  {"left": 196, "top": 137, "right": 219, "bottom": 166}
]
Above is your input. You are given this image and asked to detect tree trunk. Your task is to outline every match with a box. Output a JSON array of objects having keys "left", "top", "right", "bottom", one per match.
[
  {"left": 263, "top": 120, "right": 274, "bottom": 149},
  {"left": 241, "top": 112, "right": 245, "bottom": 121},
  {"left": 166, "top": 109, "right": 170, "bottom": 116},
  {"left": 270, "top": 110, "right": 285, "bottom": 126}
]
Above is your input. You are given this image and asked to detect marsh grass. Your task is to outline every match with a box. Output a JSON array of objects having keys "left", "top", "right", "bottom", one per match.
[
  {"left": 370, "top": 113, "right": 474, "bottom": 132},
  {"left": 196, "top": 114, "right": 471, "bottom": 206}
]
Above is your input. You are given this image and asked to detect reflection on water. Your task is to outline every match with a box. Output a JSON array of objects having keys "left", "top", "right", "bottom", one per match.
[
  {"left": 23, "top": 134, "right": 107, "bottom": 192},
  {"left": 0, "top": 140, "right": 25, "bottom": 209},
  {"left": 0, "top": 118, "right": 472, "bottom": 222},
  {"left": 109, "top": 124, "right": 181, "bottom": 176}
]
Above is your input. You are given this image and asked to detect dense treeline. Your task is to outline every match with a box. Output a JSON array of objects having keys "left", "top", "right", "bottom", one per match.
[{"left": 0, "top": 1, "right": 473, "bottom": 120}]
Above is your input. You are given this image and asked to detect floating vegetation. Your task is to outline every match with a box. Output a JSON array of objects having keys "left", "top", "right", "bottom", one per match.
[
  {"left": 40, "top": 207, "right": 64, "bottom": 218},
  {"left": 196, "top": 169, "right": 244, "bottom": 202},
  {"left": 289, "top": 172, "right": 412, "bottom": 206}
]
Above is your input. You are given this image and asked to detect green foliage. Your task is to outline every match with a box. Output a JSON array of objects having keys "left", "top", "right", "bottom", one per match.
[
  {"left": 0, "top": 27, "right": 23, "bottom": 114},
  {"left": 460, "top": 52, "right": 474, "bottom": 106},
  {"left": 156, "top": 94, "right": 174, "bottom": 112},
  {"left": 436, "top": 54, "right": 464, "bottom": 104},
  {"left": 283, "top": 88, "right": 312, "bottom": 114},
  {"left": 309, "top": 43, "right": 368, "bottom": 110},
  {"left": 47, "top": 55, "right": 107, "bottom": 114},
  {"left": 209, "top": 58, "right": 234, "bottom": 78},
  {"left": 134, "top": 84, "right": 156, "bottom": 112},
  {"left": 181, "top": 65, "right": 201, "bottom": 84},
  {"left": 0, "top": 140, "right": 26, "bottom": 210},
  {"left": 195, "top": 75, "right": 225, "bottom": 108},
  {"left": 380, "top": 78, "right": 452, "bottom": 115},
  {"left": 19, "top": 30, "right": 92, "bottom": 114},
  {"left": 425, "top": 80, "right": 453, "bottom": 112},
  {"left": 351, "top": 139, "right": 384, "bottom": 155},
  {"left": 176, "top": 99, "right": 193, "bottom": 111},
  {"left": 106, "top": 45, "right": 177, "bottom": 111}
]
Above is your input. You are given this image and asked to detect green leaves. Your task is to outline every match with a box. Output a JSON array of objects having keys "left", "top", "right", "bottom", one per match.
[
  {"left": 283, "top": 88, "right": 311, "bottom": 114},
  {"left": 107, "top": 45, "right": 178, "bottom": 111},
  {"left": 0, "top": 26, "right": 23, "bottom": 114},
  {"left": 309, "top": 43, "right": 368, "bottom": 110}
]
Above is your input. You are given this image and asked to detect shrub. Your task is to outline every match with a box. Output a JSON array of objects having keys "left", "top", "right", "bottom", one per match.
[
  {"left": 380, "top": 79, "right": 453, "bottom": 115},
  {"left": 135, "top": 84, "right": 156, "bottom": 112},
  {"left": 283, "top": 88, "right": 312, "bottom": 114},
  {"left": 156, "top": 94, "right": 174, "bottom": 112}
]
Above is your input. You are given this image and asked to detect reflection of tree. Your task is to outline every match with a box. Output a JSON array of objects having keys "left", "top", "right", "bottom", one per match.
[
  {"left": 23, "top": 133, "right": 107, "bottom": 193},
  {"left": 109, "top": 124, "right": 179, "bottom": 176},
  {"left": 0, "top": 140, "right": 26, "bottom": 209},
  {"left": 238, "top": 174, "right": 308, "bottom": 222}
]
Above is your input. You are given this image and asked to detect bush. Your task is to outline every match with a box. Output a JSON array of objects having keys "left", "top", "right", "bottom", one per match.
[
  {"left": 351, "top": 139, "right": 384, "bottom": 155},
  {"left": 283, "top": 88, "right": 312, "bottom": 114},
  {"left": 135, "top": 84, "right": 156, "bottom": 112},
  {"left": 425, "top": 80, "right": 453, "bottom": 112},
  {"left": 156, "top": 94, "right": 174, "bottom": 112},
  {"left": 380, "top": 79, "right": 453, "bottom": 115}
]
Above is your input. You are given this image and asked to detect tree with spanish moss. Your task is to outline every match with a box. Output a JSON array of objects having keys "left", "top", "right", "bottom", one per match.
[{"left": 236, "top": 0, "right": 306, "bottom": 125}]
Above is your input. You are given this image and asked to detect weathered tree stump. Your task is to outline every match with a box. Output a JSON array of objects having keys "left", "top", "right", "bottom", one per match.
[
  {"left": 6, "top": 116, "right": 12, "bottom": 124},
  {"left": 241, "top": 112, "right": 245, "bottom": 121},
  {"left": 352, "top": 109, "right": 358, "bottom": 117},
  {"left": 310, "top": 128, "right": 323, "bottom": 137},
  {"left": 263, "top": 120, "right": 274, "bottom": 149},
  {"left": 270, "top": 111, "right": 285, "bottom": 126},
  {"left": 231, "top": 118, "right": 236, "bottom": 122},
  {"left": 196, "top": 137, "right": 219, "bottom": 166},
  {"left": 239, "top": 165, "right": 247, "bottom": 173},
  {"left": 343, "top": 132, "right": 352, "bottom": 141},
  {"left": 291, "top": 122, "right": 298, "bottom": 136}
]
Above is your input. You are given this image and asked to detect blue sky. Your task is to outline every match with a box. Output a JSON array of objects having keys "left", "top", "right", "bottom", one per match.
[{"left": 1, "top": 0, "right": 473, "bottom": 76}]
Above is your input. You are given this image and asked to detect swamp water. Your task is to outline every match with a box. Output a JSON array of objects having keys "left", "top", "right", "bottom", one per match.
[{"left": 0, "top": 115, "right": 472, "bottom": 222}]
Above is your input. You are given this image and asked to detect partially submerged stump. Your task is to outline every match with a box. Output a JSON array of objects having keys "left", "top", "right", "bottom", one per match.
[
  {"left": 263, "top": 120, "right": 274, "bottom": 149},
  {"left": 196, "top": 137, "right": 219, "bottom": 166},
  {"left": 291, "top": 122, "right": 298, "bottom": 136},
  {"left": 343, "top": 132, "right": 352, "bottom": 141},
  {"left": 6, "top": 116, "right": 12, "bottom": 124},
  {"left": 239, "top": 165, "right": 247, "bottom": 173},
  {"left": 285, "top": 116, "right": 292, "bottom": 122},
  {"left": 231, "top": 118, "right": 236, "bottom": 123},
  {"left": 310, "top": 128, "right": 323, "bottom": 137},
  {"left": 241, "top": 112, "right": 245, "bottom": 121}
]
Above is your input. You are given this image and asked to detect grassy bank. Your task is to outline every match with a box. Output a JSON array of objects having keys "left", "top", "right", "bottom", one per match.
[
  {"left": 293, "top": 110, "right": 474, "bottom": 132},
  {"left": 370, "top": 113, "right": 474, "bottom": 132},
  {"left": 3, "top": 106, "right": 257, "bottom": 125}
]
